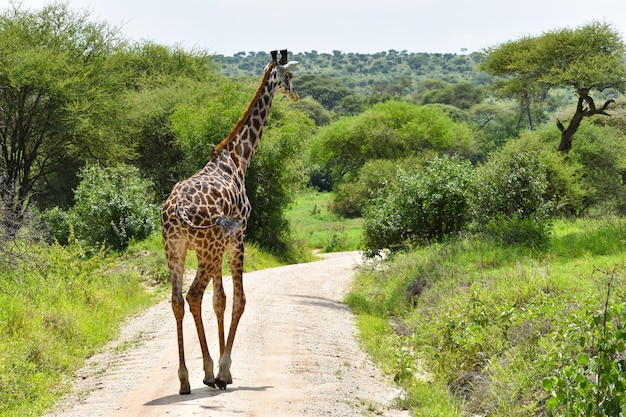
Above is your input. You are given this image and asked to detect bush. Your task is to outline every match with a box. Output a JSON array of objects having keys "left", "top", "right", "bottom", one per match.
[
  {"left": 566, "top": 123, "right": 626, "bottom": 216},
  {"left": 332, "top": 157, "right": 416, "bottom": 218},
  {"left": 42, "top": 164, "right": 158, "bottom": 251},
  {"left": 486, "top": 214, "right": 552, "bottom": 249},
  {"left": 471, "top": 138, "right": 557, "bottom": 246},
  {"left": 363, "top": 155, "right": 473, "bottom": 257},
  {"left": 544, "top": 271, "right": 626, "bottom": 417}
]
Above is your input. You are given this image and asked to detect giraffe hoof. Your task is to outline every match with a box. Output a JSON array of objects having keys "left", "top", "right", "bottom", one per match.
[
  {"left": 179, "top": 386, "right": 191, "bottom": 395},
  {"left": 203, "top": 378, "right": 216, "bottom": 389},
  {"left": 215, "top": 378, "right": 228, "bottom": 390}
]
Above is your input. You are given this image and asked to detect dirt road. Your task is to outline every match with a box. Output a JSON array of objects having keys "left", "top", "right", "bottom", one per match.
[{"left": 44, "top": 252, "right": 408, "bottom": 417}]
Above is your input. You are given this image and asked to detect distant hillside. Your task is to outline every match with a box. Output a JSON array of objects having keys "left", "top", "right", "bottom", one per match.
[{"left": 214, "top": 50, "right": 488, "bottom": 96}]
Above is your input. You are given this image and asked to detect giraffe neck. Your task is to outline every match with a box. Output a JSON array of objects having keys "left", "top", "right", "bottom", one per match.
[{"left": 210, "top": 64, "right": 279, "bottom": 173}]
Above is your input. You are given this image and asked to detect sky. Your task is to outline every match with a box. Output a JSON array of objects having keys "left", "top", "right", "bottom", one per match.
[{"left": 15, "top": 0, "right": 626, "bottom": 56}]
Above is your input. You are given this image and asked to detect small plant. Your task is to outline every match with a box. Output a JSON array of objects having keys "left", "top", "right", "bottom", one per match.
[
  {"left": 543, "top": 266, "right": 626, "bottom": 417},
  {"left": 393, "top": 342, "right": 418, "bottom": 383},
  {"left": 486, "top": 214, "right": 552, "bottom": 249},
  {"left": 309, "top": 203, "right": 321, "bottom": 216},
  {"left": 472, "top": 147, "right": 555, "bottom": 249}
]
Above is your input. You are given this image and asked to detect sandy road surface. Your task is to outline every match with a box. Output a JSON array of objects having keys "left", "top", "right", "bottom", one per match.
[{"left": 43, "top": 252, "right": 408, "bottom": 417}]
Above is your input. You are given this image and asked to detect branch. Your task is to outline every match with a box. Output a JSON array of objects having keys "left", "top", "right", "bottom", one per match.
[
  {"left": 580, "top": 92, "right": 614, "bottom": 117},
  {"left": 556, "top": 118, "right": 565, "bottom": 133},
  {"left": 597, "top": 99, "right": 615, "bottom": 116}
]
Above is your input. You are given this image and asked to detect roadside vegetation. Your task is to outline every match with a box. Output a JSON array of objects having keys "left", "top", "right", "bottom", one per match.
[
  {"left": 2, "top": 2, "right": 626, "bottom": 416},
  {"left": 348, "top": 218, "right": 626, "bottom": 416}
]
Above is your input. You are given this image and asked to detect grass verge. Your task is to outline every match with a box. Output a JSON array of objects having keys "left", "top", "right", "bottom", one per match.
[
  {"left": 0, "top": 242, "right": 156, "bottom": 417},
  {"left": 347, "top": 217, "right": 626, "bottom": 416}
]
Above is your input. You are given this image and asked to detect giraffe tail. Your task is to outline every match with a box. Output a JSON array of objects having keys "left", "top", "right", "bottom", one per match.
[{"left": 216, "top": 217, "right": 243, "bottom": 237}]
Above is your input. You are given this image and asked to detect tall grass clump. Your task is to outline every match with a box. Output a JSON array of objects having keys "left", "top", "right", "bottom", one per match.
[{"left": 0, "top": 241, "right": 156, "bottom": 417}]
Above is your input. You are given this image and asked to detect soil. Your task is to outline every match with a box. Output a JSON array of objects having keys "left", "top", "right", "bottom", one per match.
[{"left": 43, "top": 251, "right": 409, "bottom": 417}]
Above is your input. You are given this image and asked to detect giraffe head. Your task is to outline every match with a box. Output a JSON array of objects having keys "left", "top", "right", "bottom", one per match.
[{"left": 271, "top": 49, "right": 299, "bottom": 102}]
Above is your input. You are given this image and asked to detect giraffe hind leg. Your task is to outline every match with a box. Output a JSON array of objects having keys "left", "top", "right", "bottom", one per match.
[
  {"left": 215, "top": 240, "right": 246, "bottom": 390},
  {"left": 187, "top": 258, "right": 221, "bottom": 389},
  {"left": 165, "top": 239, "right": 191, "bottom": 394}
]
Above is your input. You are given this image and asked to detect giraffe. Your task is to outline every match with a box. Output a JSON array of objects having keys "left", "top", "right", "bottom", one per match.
[{"left": 161, "top": 50, "right": 299, "bottom": 394}]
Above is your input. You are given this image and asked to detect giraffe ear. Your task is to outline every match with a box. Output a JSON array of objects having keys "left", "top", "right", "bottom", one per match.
[{"left": 280, "top": 61, "right": 298, "bottom": 73}]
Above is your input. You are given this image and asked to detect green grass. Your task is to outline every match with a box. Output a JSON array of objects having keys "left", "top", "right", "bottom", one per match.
[
  {"left": 286, "top": 189, "right": 363, "bottom": 252},
  {"left": 0, "top": 242, "right": 156, "bottom": 417},
  {"left": 347, "top": 217, "right": 626, "bottom": 416}
]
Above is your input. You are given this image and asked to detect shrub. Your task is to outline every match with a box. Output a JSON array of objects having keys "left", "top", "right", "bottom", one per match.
[
  {"left": 74, "top": 164, "right": 158, "bottom": 251},
  {"left": 472, "top": 150, "right": 552, "bottom": 223},
  {"left": 486, "top": 214, "right": 552, "bottom": 250},
  {"left": 331, "top": 157, "right": 428, "bottom": 218},
  {"left": 39, "top": 206, "right": 75, "bottom": 246},
  {"left": 42, "top": 164, "right": 158, "bottom": 251},
  {"left": 471, "top": 138, "right": 556, "bottom": 246},
  {"left": 566, "top": 123, "right": 626, "bottom": 216},
  {"left": 363, "top": 155, "right": 473, "bottom": 257}
]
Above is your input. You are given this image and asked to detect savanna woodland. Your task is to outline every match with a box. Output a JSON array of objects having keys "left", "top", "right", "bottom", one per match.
[{"left": 2, "top": 2, "right": 626, "bottom": 416}]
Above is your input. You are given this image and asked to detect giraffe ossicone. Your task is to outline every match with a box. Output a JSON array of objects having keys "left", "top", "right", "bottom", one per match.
[{"left": 161, "top": 49, "right": 299, "bottom": 394}]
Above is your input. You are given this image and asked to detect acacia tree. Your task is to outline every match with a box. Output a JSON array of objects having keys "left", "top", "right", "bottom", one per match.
[
  {"left": 481, "top": 22, "right": 626, "bottom": 152},
  {"left": 0, "top": 2, "right": 127, "bottom": 230}
]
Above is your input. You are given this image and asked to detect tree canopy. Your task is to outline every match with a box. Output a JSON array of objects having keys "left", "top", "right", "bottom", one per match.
[
  {"left": 309, "top": 100, "right": 475, "bottom": 186},
  {"left": 481, "top": 22, "right": 626, "bottom": 151},
  {"left": 0, "top": 2, "right": 126, "bottom": 228}
]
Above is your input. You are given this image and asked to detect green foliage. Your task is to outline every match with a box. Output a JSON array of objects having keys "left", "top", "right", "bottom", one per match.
[
  {"left": 485, "top": 213, "right": 552, "bottom": 249},
  {"left": 42, "top": 164, "right": 158, "bottom": 251},
  {"left": 0, "top": 242, "right": 155, "bottom": 417},
  {"left": 362, "top": 155, "right": 473, "bottom": 257},
  {"left": 73, "top": 164, "right": 158, "bottom": 251},
  {"left": 309, "top": 101, "right": 475, "bottom": 187}
]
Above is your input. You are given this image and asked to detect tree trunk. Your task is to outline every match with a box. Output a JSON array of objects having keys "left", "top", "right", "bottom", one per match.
[
  {"left": 557, "top": 91, "right": 613, "bottom": 153},
  {"left": 557, "top": 107, "right": 584, "bottom": 152}
]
